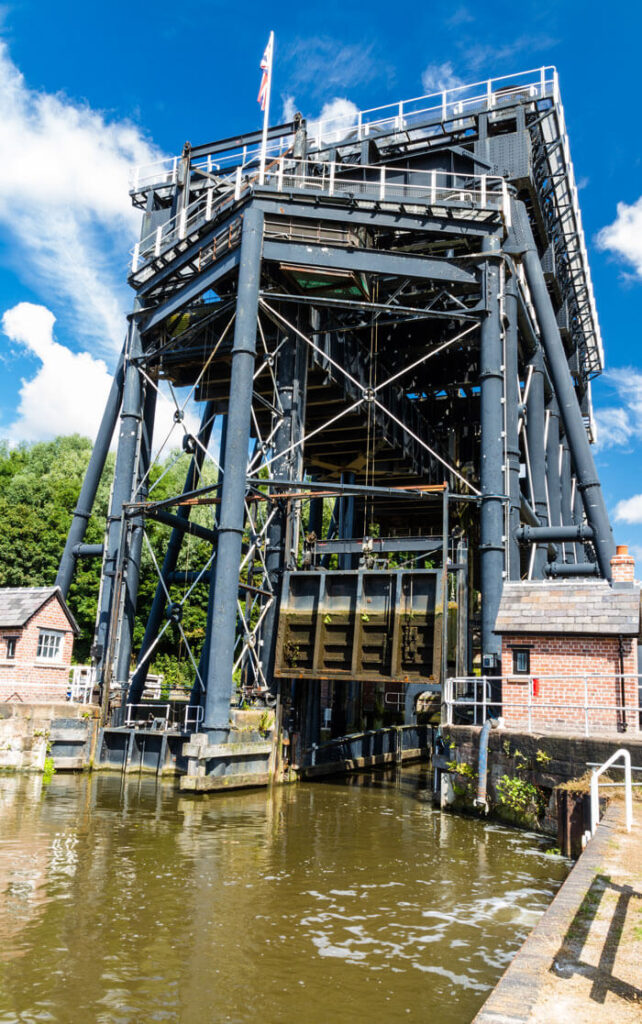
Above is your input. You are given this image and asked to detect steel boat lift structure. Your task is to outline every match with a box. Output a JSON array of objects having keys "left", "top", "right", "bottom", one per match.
[{"left": 56, "top": 66, "right": 614, "bottom": 782}]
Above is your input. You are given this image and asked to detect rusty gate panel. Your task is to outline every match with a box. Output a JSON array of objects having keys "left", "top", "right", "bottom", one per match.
[{"left": 274, "top": 569, "right": 443, "bottom": 685}]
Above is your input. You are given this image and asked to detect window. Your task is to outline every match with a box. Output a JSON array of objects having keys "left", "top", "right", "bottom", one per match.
[
  {"left": 36, "top": 630, "right": 63, "bottom": 662},
  {"left": 512, "top": 648, "right": 530, "bottom": 675},
  {"left": 5, "top": 636, "right": 17, "bottom": 659}
]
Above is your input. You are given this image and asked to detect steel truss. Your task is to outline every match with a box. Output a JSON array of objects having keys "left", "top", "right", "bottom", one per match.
[{"left": 58, "top": 66, "right": 614, "bottom": 748}]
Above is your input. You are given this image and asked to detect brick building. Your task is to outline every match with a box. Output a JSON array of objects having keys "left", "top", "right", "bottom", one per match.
[
  {"left": 0, "top": 588, "right": 79, "bottom": 703},
  {"left": 494, "top": 547, "right": 641, "bottom": 734}
]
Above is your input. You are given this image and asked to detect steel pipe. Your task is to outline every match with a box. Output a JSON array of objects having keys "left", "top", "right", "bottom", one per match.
[{"left": 518, "top": 202, "right": 615, "bottom": 578}]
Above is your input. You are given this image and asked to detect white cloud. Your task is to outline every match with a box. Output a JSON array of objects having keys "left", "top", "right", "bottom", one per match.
[
  {"left": 594, "top": 367, "right": 642, "bottom": 450},
  {"left": 421, "top": 61, "right": 463, "bottom": 95},
  {"left": 0, "top": 41, "right": 164, "bottom": 354},
  {"left": 2, "top": 302, "right": 112, "bottom": 444},
  {"left": 597, "top": 197, "right": 642, "bottom": 279},
  {"left": 317, "top": 97, "right": 359, "bottom": 141},
  {"left": 594, "top": 406, "right": 633, "bottom": 449},
  {"left": 288, "top": 38, "right": 380, "bottom": 96},
  {"left": 614, "top": 494, "right": 642, "bottom": 525},
  {"left": 2, "top": 302, "right": 198, "bottom": 453},
  {"left": 281, "top": 95, "right": 297, "bottom": 122}
]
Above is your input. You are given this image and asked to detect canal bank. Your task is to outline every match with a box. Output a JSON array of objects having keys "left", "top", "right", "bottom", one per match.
[{"left": 473, "top": 796, "right": 642, "bottom": 1022}]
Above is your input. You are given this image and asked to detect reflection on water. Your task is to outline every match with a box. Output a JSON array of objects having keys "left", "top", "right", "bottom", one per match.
[{"left": 0, "top": 767, "right": 569, "bottom": 1024}]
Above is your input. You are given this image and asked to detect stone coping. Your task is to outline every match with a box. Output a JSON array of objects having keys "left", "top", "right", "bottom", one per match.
[{"left": 472, "top": 802, "right": 623, "bottom": 1023}]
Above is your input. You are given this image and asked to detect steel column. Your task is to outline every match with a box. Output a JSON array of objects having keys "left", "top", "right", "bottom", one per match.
[
  {"left": 504, "top": 271, "right": 521, "bottom": 579},
  {"left": 203, "top": 206, "right": 264, "bottom": 739},
  {"left": 191, "top": 414, "right": 227, "bottom": 711},
  {"left": 260, "top": 330, "right": 306, "bottom": 690},
  {"left": 128, "top": 401, "right": 217, "bottom": 704},
  {"left": 560, "top": 437, "right": 573, "bottom": 562},
  {"left": 573, "top": 480, "right": 587, "bottom": 564},
  {"left": 545, "top": 396, "right": 562, "bottom": 542},
  {"left": 479, "top": 235, "right": 504, "bottom": 662},
  {"left": 56, "top": 348, "right": 125, "bottom": 598},
  {"left": 95, "top": 325, "right": 145, "bottom": 684},
  {"left": 116, "top": 382, "right": 157, "bottom": 689},
  {"left": 526, "top": 351, "right": 548, "bottom": 576},
  {"left": 520, "top": 227, "right": 615, "bottom": 577}
]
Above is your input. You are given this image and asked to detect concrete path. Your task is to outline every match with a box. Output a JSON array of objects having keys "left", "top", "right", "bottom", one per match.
[{"left": 474, "top": 797, "right": 642, "bottom": 1023}]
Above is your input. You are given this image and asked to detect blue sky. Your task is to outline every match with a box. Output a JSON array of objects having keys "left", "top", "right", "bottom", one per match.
[{"left": 1, "top": 0, "right": 642, "bottom": 556}]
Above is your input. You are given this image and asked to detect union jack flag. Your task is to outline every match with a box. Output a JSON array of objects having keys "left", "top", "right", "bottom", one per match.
[{"left": 258, "top": 35, "right": 273, "bottom": 111}]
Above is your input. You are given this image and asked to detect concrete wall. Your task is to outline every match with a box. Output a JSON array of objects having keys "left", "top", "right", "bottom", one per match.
[
  {"left": 0, "top": 702, "right": 99, "bottom": 772},
  {"left": 440, "top": 724, "right": 642, "bottom": 834}
]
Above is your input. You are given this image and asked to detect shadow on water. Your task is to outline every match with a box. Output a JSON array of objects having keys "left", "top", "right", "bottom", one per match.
[{"left": 0, "top": 767, "right": 570, "bottom": 1024}]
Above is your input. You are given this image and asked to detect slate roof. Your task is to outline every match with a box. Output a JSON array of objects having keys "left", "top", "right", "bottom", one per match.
[
  {"left": 0, "top": 587, "right": 79, "bottom": 634},
  {"left": 494, "top": 581, "right": 641, "bottom": 637}
]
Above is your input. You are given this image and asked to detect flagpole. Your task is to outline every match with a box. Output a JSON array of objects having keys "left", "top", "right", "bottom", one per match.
[{"left": 258, "top": 31, "right": 274, "bottom": 186}]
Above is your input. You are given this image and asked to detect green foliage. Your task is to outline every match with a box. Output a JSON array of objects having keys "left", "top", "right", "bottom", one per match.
[
  {"left": 536, "top": 748, "right": 552, "bottom": 767},
  {"left": 0, "top": 436, "right": 214, "bottom": 683},
  {"left": 502, "top": 739, "right": 512, "bottom": 756},
  {"left": 43, "top": 756, "right": 56, "bottom": 783},
  {"left": 496, "top": 774, "right": 545, "bottom": 816},
  {"left": 446, "top": 759, "right": 477, "bottom": 780}
]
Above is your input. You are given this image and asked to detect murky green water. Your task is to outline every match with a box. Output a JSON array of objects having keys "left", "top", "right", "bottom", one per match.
[{"left": 0, "top": 767, "right": 569, "bottom": 1024}]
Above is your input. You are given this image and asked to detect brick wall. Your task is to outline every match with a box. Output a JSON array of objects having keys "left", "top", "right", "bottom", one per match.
[
  {"left": 500, "top": 634, "right": 639, "bottom": 734},
  {"left": 0, "top": 596, "right": 75, "bottom": 702}
]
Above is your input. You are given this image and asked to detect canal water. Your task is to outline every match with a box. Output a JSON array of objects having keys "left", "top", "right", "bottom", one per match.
[{"left": 0, "top": 767, "right": 569, "bottom": 1024}]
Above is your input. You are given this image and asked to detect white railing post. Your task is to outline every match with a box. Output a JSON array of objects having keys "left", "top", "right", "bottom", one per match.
[
  {"left": 430, "top": 169, "right": 436, "bottom": 205},
  {"left": 584, "top": 675, "right": 589, "bottom": 736},
  {"left": 131, "top": 243, "right": 140, "bottom": 273},
  {"left": 178, "top": 208, "right": 187, "bottom": 240},
  {"left": 480, "top": 174, "right": 487, "bottom": 208},
  {"left": 396, "top": 101, "right": 403, "bottom": 130},
  {"left": 379, "top": 166, "right": 386, "bottom": 201},
  {"left": 487, "top": 78, "right": 494, "bottom": 110},
  {"left": 357, "top": 111, "right": 362, "bottom": 141},
  {"left": 277, "top": 156, "right": 284, "bottom": 192},
  {"left": 591, "top": 749, "right": 633, "bottom": 835},
  {"left": 172, "top": 156, "right": 178, "bottom": 184},
  {"left": 205, "top": 188, "right": 213, "bottom": 220},
  {"left": 540, "top": 66, "right": 546, "bottom": 98},
  {"left": 234, "top": 165, "right": 242, "bottom": 201},
  {"left": 441, "top": 90, "right": 447, "bottom": 122},
  {"left": 154, "top": 226, "right": 162, "bottom": 257},
  {"left": 329, "top": 161, "right": 335, "bottom": 197}
]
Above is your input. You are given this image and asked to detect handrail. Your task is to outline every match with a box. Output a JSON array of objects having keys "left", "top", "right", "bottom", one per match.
[
  {"left": 130, "top": 159, "right": 507, "bottom": 273},
  {"left": 128, "top": 63, "right": 601, "bottom": 378},
  {"left": 590, "top": 748, "right": 633, "bottom": 835},
  {"left": 444, "top": 674, "right": 642, "bottom": 737}
]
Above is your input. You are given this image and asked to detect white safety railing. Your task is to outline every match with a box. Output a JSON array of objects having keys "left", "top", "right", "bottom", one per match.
[
  {"left": 125, "top": 702, "right": 171, "bottom": 728},
  {"left": 131, "top": 135, "right": 293, "bottom": 193},
  {"left": 308, "top": 66, "right": 556, "bottom": 147},
  {"left": 444, "top": 674, "right": 641, "bottom": 737},
  {"left": 183, "top": 705, "right": 204, "bottom": 731},
  {"left": 131, "top": 158, "right": 507, "bottom": 273},
  {"left": 128, "top": 64, "right": 600, "bottom": 377},
  {"left": 67, "top": 665, "right": 96, "bottom": 704},
  {"left": 590, "top": 748, "right": 633, "bottom": 835}
]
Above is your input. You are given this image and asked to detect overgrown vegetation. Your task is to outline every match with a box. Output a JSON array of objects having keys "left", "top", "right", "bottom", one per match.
[{"left": 496, "top": 774, "right": 545, "bottom": 816}]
